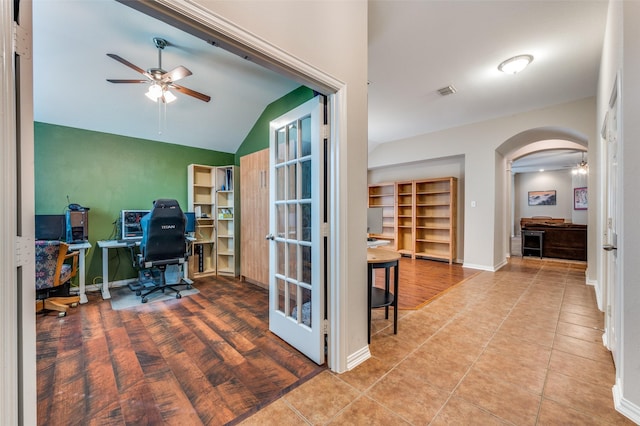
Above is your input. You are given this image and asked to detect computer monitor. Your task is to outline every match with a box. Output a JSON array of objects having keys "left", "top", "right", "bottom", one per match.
[
  {"left": 121, "top": 210, "right": 150, "bottom": 240},
  {"left": 367, "top": 207, "right": 384, "bottom": 234},
  {"left": 35, "top": 214, "right": 66, "bottom": 240},
  {"left": 185, "top": 212, "right": 196, "bottom": 234}
]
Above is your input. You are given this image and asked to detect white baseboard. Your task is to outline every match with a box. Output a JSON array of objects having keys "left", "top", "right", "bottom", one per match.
[
  {"left": 462, "top": 262, "right": 500, "bottom": 272},
  {"left": 345, "top": 345, "right": 371, "bottom": 371},
  {"left": 613, "top": 379, "right": 640, "bottom": 424}
]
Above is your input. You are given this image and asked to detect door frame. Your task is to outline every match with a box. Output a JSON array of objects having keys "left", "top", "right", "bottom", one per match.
[
  {"left": 61, "top": 1, "right": 349, "bottom": 370},
  {"left": 2, "top": 1, "right": 37, "bottom": 424}
]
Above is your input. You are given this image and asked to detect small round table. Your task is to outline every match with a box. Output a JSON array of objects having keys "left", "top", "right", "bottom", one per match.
[{"left": 367, "top": 248, "right": 401, "bottom": 343}]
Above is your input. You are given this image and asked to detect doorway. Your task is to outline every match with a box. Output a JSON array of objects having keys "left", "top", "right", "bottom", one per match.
[
  {"left": 499, "top": 135, "right": 589, "bottom": 260},
  {"left": 32, "top": 0, "right": 344, "bottom": 367}
]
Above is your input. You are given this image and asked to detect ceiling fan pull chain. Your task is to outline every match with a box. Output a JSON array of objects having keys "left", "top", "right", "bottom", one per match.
[
  {"left": 163, "top": 102, "right": 168, "bottom": 134},
  {"left": 157, "top": 100, "right": 162, "bottom": 135}
]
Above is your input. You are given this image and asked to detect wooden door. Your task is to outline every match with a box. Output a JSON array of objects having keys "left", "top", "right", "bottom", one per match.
[{"left": 240, "top": 148, "right": 270, "bottom": 286}]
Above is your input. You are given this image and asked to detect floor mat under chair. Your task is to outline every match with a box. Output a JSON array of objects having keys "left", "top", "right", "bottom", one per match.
[{"left": 109, "top": 285, "right": 199, "bottom": 310}]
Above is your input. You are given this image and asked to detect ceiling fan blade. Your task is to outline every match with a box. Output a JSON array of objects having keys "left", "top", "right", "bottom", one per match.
[
  {"left": 161, "top": 66, "right": 192, "bottom": 83},
  {"left": 106, "top": 79, "right": 148, "bottom": 84},
  {"left": 170, "top": 84, "right": 211, "bottom": 103},
  {"left": 106, "top": 53, "right": 153, "bottom": 79}
]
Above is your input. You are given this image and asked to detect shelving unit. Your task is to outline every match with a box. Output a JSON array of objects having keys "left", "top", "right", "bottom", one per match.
[
  {"left": 395, "top": 181, "right": 414, "bottom": 256},
  {"left": 367, "top": 183, "right": 396, "bottom": 250},
  {"left": 187, "top": 164, "right": 239, "bottom": 278},
  {"left": 414, "top": 177, "right": 457, "bottom": 263},
  {"left": 188, "top": 164, "right": 217, "bottom": 277},
  {"left": 215, "top": 166, "right": 239, "bottom": 276},
  {"left": 368, "top": 177, "right": 457, "bottom": 263}
]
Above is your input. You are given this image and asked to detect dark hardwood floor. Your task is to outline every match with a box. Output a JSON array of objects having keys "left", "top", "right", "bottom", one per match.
[
  {"left": 37, "top": 258, "right": 474, "bottom": 425},
  {"left": 36, "top": 275, "right": 324, "bottom": 425}
]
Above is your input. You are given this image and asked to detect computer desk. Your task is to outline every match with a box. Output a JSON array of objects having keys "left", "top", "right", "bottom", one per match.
[
  {"left": 68, "top": 241, "right": 92, "bottom": 304},
  {"left": 96, "top": 239, "right": 140, "bottom": 300},
  {"left": 97, "top": 237, "right": 195, "bottom": 300}
]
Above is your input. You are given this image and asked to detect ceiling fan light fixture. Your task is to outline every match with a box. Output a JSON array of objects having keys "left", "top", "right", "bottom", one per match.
[
  {"left": 572, "top": 153, "right": 588, "bottom": 175},
  {"left": 107, "top": 37, "right": 210, "bottom": 106},
  {"left": 498, "top": 54, "right": 533, "bottom": 74},
  {"left": 578, "top": 161, "right": 588, "bottom": 174},
  {"left": 163, "top": 89, "right": 177, "bottom": 103},
  {"left": 146, "top": 83, "right": 163, "bottom": 101}
]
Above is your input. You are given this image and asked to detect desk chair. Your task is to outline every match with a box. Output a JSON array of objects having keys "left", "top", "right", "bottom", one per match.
[
  {"left": 35, "top": 240, "right": 80, "bottom": 316},
  {"left": 136, "top": 199, "right": 191, "bottom": 303}
]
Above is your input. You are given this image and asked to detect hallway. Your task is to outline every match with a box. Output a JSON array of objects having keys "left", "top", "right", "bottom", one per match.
[{"left": 242, "top": 257, "right": 633, "bottom": 425}]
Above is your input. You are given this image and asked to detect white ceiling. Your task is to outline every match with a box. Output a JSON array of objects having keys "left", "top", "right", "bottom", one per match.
[
  {"left": 33, "top": 1, "right": 609, "bottom": 164},
  {"left": 33, "top": 0, "right": 300, "bottom": 153},
  {"left": 511, "top": 149, "right": 587, "bottom": 174}
]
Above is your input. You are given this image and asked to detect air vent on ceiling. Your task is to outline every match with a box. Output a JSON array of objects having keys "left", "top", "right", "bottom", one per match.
[{"left": 437, "top": 85, "right": 457, "bottom": 96}]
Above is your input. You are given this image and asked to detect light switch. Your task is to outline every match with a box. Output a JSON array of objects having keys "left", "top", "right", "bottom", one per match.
[{"left": 471, "top": 201, "right": 477, "bottom": 208}]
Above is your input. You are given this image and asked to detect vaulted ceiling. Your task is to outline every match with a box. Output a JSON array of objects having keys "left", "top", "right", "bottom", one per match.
[
  {"left": 33, "top": 0, "right": 300, "bottom": 153},
  {"left": 33, "top": 0, "right": 608, "bottom": 168}
]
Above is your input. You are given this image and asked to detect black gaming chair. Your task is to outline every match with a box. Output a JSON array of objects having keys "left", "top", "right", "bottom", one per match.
[{"left": 136, "top": 199, "right": 191, "bottom": 303}]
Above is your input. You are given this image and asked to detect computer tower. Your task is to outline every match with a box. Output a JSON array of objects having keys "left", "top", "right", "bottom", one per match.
[{"left": 66, "top": 210, "right": 89, "bottom": 243}]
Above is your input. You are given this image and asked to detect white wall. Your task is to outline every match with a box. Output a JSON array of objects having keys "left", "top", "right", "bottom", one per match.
[
  {"left": 190, "top": 0, "right": 370, "bottom": 372},
  {"left": 514, "top": 169, "right": 588, "bottom": 235},
  {"left": 368, "top": 155, "right": 466, "bottom": 262},
  {"left": 571, "top": 172, "right": 589, "bottom": 225},
  {"left": 369, "top": 97, "right": 596, "bottom": 271}
]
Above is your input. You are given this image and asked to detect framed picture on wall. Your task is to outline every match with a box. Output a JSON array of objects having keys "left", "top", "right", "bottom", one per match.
[
  {"left": 574, "top": 187, "right": 588, "bottom": 210},
  {"left": 528, "top": 190, "right": 556, "bottom": 206}
]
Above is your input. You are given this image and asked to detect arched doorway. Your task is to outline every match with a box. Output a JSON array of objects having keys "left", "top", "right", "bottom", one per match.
[{"left": 496, "top": 127, "right": 589, "bottom": 259}]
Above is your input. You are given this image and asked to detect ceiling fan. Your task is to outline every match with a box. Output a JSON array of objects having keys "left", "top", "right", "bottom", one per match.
[
  {"left": 106, "top": 37, "right": 211, "bottom": 103},
  {"left": 574, "top": 152, "right": 588, "bottom": 175}
]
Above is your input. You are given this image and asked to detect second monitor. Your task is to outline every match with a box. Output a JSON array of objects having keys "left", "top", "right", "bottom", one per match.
[
  {"left": 367, "top": 207, "right": 384, "bottom": 235},
  {"left": 121, "top": 210, "right": 149, "bottom": 240}
]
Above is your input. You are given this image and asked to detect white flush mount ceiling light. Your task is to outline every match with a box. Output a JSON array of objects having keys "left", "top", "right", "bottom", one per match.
[{"left": 498, "top": 54, "right": 534, "bottom": 74}]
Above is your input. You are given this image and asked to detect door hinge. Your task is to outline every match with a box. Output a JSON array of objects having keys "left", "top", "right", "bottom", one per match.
[
  {"left": 13, "top": 22, "right": 31, "bottom": 59},
  {"left": 321, "top": 222, "right": 329, "bottom": 237},
  {"left": 16, "top": 235, "right": 34, "bottom": 267},
  {"left": 322, "top": 124, "right": 329, "bottom": 140},
  {"left": 323, "top": 319, "right": 329, "bottom": 334}
]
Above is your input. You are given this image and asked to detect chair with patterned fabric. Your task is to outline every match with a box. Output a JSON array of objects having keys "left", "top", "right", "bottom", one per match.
[{"left": 35, "top": 240, "right": 80, "bottom": 316}]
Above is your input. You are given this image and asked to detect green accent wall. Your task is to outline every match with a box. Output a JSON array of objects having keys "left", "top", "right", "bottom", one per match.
[
  {"left": 35, "top": 122, "right": 233, "bottom": 284},
  {"left": 234, "top": 86, "right": 315, "bottom": 164}
]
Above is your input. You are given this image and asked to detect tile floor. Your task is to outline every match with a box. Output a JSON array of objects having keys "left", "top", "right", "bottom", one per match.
[{"left": 241, "top": 257, "right": 635, "bottom": 425}]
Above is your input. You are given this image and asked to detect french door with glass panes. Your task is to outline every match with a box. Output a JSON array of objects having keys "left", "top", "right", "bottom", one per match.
[{"left": 268, "top": 96, "right": 326, "bottom": 365}]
